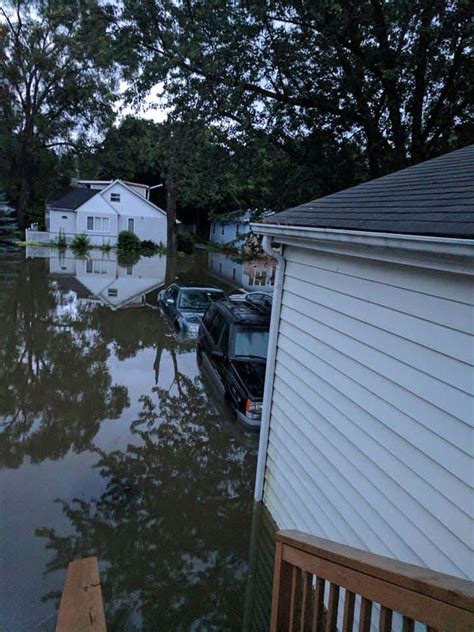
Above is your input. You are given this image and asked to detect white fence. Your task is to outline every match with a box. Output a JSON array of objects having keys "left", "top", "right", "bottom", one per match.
[{"left": 25, "top": 229, "right": 75, "bottom": 244}]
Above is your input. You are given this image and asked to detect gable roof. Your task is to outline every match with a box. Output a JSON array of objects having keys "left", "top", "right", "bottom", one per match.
[
  {"left": 265, "top": 145, "right": 474, "bottom": 238},
  {"left": 100, "top": 180, "right": 167, "bottom": 217},
  {"left": 48, "top": 188, "right": 99, "bottom": 211}
]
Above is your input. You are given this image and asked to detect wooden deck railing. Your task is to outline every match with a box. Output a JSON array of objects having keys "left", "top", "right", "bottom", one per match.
[{"left": 270, "top": 531, "right": 474, "bottom": 632}]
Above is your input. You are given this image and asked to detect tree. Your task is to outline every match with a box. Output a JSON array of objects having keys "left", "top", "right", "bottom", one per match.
[
  {"left": 118, "top": 0, "right": 473, "bottom": 177},
  {"left": 0, "top": 0, "right": 117, "bottom": 227}
]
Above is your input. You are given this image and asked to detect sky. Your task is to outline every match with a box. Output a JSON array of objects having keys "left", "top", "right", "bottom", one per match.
[{"left": 117, "top": 83, "right": 169, "bottom": 124}]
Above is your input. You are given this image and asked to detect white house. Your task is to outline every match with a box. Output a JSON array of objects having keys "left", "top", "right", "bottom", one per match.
[
  {"left": 45, "top": 180, "right": 167, "bottom": 246},
  {"left": 252, "top": 145, "right": 474, "bottom": 581}
]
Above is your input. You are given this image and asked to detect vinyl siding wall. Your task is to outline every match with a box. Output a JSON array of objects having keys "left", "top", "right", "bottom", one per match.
[{"left": 264, "top": 245, "right": 473, "bottom": 580}]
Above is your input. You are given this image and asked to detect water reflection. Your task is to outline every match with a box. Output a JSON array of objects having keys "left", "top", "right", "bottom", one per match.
[
  {"left": 30, "top": 248, "right": 167, "bottom": 311},
  {"left": 0, "top": 251, "right": 262, "bottom": 631},
  {"left": 207, "top": 252, "right": 276, "bottom": 292},
  {"left": 37, "top": 374, "right": 257, "bottom": 630},
  {"left": 0, "top": 257, "right": 129, "bottom": 469}
]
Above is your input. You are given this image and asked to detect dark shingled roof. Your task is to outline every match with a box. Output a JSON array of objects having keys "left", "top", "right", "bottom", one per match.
[
  {"left": 48, "top": 188, "right": 99, "bottom": 211},
  {"left": 268, "top": 145, "right": 474, "bottom": 238}
]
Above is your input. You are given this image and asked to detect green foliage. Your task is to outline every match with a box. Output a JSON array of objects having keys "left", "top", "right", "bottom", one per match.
[
  {"left": 56, "top": 231, "right": 67, "bottom": 250},
  {"left": 117, "top": 230, "right": 141, "bottom": 252},
  {"left": 176, "top": 233, "right": 195, "bottom": 254},
  {"left": 70, "top": 233, "right": 90, "bottom": 254},
  {"left": 140, "top": 239, "right": 165, "bottom": 256},
  {"left": 119, "top": 1, "right": 472, "bottom": 178},
  {"left": 0, "top": 1, "right": 117, "bottom": 226},
  {"left": 99, "top": 241, "right": 113, "bottom": 253}
]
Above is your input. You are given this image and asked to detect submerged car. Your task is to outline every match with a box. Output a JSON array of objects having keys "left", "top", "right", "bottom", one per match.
[
  {"left": 197, "top": 298, "right": 271, "bottom": 429},
  {"left": 228, "top": 290, "right": 273, "bottom": 309},
  {"left": 158, "top": 283, "right": 226, "bottom": 337}
]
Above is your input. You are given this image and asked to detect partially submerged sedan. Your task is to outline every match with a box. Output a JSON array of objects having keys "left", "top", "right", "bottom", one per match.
[{"left": 158, "top": 282, "right": 226, "bottom": 337}]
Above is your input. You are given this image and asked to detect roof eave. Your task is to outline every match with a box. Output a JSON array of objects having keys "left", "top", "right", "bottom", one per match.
[{"left": 251, "top": 222, "right": 474, "bottom": 275}]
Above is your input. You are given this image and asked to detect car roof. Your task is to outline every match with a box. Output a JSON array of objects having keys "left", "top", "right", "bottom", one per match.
[
  {"left": 212, "top": 299, "right": 271, "bottom": 325},
  {"left": 172, "top": 282, "right": 224, "bottom": 291}
]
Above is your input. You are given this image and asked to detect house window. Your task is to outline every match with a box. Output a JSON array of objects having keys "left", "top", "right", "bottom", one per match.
[
  {"left": 110, "top": 193, "right": 121, "bottom": 202},
  {"left": 86, "top": 216, "right": 110, "bottom": 232},
  {"left": 212, "top": 224, "right": 216, "bottom": 234},
  {"left": 128, "top": 218, "right": 135, "bottom": 233},
  {"left": 86, "top": 259, "right": 108, "bottom": 274},
  {"left": 62, "top": 215, "right": 68, "bottom": 220},
  {"left": 126, "top": 265, "right": 133, "bottom": 275},
  {"left": 221, "top": 225, "right": 225, "bottom": 236},
  {"left": 108, "top": 288, "right": 118, "bottom": 297},
  {"left": 232, "top": 268, "right": 236, "bottom": 280}
]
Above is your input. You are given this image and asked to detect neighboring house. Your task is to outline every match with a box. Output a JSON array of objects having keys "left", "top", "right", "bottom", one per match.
[
  {"left": 209, "top": 210, "right": 273, "bottom": 246},
  {"left": 45, "top": 180, "right": 167, "bottom": 246},
  {"left": 252, "top": 145, "right": 474, "bottom": 581}
]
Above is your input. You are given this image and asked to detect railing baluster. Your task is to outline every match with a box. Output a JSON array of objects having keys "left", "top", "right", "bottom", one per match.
[
  {"left": 402, "top": 616, "right": 414, "bottom": 632},
  {"left": 358, "top": 597, "right": 372, "bottom": 632},
  {"left": 311, "top": 577, "right": 325, "bottom": 632},
  {"left": 299, "top": 571, "right": 312, "bottom": 631},
  {"left": 289, "top": 567, "right": 299, "bottom": 631},
  {"left": 379, "top": 606, "right": 392, "bottom": 632},
  {"left": 342, "top": 590, "right": 355, "bottom": 632},
  {"left": 326, "top": 583, "right": 340, "bottom": 632},
  {"left": 270, "top": 542, "right": 292, "bottom": 632}
]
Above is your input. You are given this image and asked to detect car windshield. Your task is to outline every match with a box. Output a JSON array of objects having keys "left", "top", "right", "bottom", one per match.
[
  {"left": 178, "top": 289, "right": 225, "bottom": 311},
  {"left": 232, "top": 326, "right": 269, "bottom": 359}
]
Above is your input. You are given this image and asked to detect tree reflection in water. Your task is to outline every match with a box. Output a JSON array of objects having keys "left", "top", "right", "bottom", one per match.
[
  {"left": 0, "top": 258, "right": 129, "bottom": 468},
  {"left": 37, "top": 372, "right": 258, "bottom": 630}
]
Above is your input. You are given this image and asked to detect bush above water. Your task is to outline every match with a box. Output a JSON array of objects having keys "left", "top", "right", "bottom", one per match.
[
  {"left": 70, "top": 233, "right": 90, "bottom": 253},
  {"left": 117, "top": 230, "right": 141, "bottom": 251}
]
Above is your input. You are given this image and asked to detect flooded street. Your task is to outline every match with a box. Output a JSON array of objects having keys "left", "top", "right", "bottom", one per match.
[{"left": 0, "top": 249, "right": 274, "bottom": 631}]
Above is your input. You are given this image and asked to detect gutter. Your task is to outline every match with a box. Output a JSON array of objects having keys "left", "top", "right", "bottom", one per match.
[
  {"left": 254, "top": 235, "right": 285, "bottom": 502},
  {"left": 251, "top": 223, "right": 474, "bottom": 275}
]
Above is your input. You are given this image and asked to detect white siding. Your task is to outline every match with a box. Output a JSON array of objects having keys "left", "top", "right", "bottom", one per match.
[
  {"left": 48, "top": 210, "right": 76, "bottom": 237},
  {"left": 264, "top": 246, "right": 474, "bottom": 580},
  {"left": 107, "top": 182, "right": 167, "bottom": 244},
  {"left": 210, "top": 220, "right": 250, "bottom": 244},
  {"left": 76, "top": 196, "right": 118, "bottom": 246}
]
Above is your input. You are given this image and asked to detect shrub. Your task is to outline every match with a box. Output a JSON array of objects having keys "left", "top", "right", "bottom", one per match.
[
  {"left": 71, "top": 233, "right": 90, "bottom": 253},
  {"left": 177, "top": 233, "right": 195, "bottom": 254},
  {"left": 140, "top": 239, "right": 159, "bottom": 255},
  {"left": 56, "top": 230, "right": 67, "bottom": 250},
  {"left": 117, "top": 230, "right": 141, "bottom": 251},
  {"left": 99, "top": 241, "right": 113, "bottom": 253}
]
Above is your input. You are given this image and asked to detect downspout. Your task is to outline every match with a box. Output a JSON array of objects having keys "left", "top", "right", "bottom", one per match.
[{"left": 254, "top": 235, "right": 285, "bottom": 501}]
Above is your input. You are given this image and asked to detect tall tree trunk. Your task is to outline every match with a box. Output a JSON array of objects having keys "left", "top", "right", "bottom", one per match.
[
  {"left": 166, "top": 170, "right": 178, "bottom": 254},
  {"left": 16, "top": 152, "right": 29, "bottom": 230}
]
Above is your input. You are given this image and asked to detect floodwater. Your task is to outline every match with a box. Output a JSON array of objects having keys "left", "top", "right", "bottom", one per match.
[{"left": 0, "top": 248, "right": 276, "bottom": 631}]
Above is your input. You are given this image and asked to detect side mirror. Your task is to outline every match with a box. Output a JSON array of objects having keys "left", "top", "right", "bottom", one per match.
[{"left": 211, "top": 349, "right": 225, "bottom": 360}]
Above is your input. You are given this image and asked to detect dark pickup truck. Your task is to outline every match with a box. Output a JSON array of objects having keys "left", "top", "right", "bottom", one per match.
[{"left": 197, "top": 298, "right": 271, "bottom": 429}]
